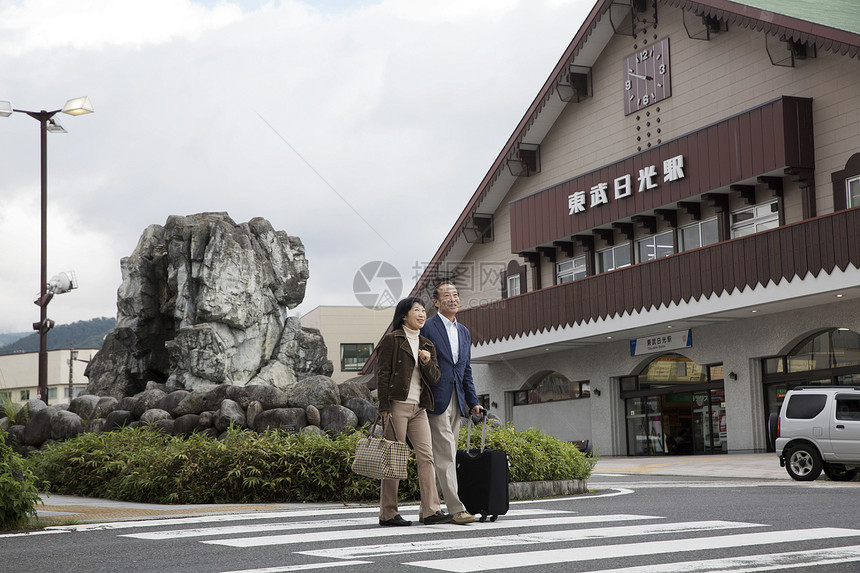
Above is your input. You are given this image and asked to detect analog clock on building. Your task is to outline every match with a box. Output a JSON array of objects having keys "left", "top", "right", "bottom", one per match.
[{"left": 623, "top": 37, "right": 671, "bottom": 115}]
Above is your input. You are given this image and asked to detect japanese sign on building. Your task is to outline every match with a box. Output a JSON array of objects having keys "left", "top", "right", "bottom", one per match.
[
  {"left": 629, "top": 329, "right": 693, "bottom": 356},
  {"left": 568, "top": 154, "right": 686, "bottom": 215}
]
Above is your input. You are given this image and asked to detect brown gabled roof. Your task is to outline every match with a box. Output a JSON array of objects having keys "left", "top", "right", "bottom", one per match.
[{"left": 408, "top": 0, "right": 860, "bottom": 299}]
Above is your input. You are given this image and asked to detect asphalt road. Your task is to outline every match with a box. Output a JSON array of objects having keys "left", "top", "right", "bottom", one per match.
[{"left": 4, "top": 472, "right": 859, "bottom": 573}]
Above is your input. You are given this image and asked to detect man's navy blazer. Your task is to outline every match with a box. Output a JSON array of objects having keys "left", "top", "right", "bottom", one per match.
[{"left": 421, "top": 313, "right": 479, "bottom": 416}]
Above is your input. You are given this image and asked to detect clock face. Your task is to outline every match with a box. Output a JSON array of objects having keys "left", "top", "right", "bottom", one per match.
[{"left": 623, "top": 37, "right": 671, "bottom": 115}]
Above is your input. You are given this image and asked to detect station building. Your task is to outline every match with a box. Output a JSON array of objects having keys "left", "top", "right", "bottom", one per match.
[{"left": 408, "top": 0, "right": 860, "bottom": 455}]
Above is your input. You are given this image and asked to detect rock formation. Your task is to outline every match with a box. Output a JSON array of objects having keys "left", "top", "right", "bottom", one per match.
[{"left": 85, "top": 213, "right": 333, "bottom": 398}]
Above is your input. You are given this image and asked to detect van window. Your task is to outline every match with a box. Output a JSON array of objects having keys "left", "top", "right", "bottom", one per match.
[
  {"left": 785, "top": 394, "right": 827, "bottom": 419},
  {"left": 835, "top": 396, "right": 860, "bottom": 421}
]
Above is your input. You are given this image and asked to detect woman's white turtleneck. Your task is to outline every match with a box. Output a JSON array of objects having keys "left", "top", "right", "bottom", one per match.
[{"left": 402, "top": 326, "right": 423, "bottom": 404}]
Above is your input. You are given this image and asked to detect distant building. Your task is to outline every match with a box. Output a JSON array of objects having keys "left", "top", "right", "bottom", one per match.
[
  {"left": 0, "top": 347, "right": 98, "bottom": 406},
  {"left": 300, "top": 306, "right": 392, "bottom": 383}
]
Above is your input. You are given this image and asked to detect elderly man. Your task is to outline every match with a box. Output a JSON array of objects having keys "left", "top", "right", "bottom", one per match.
[{"left": 420, "top": 282, "right": 484, "bottom": 525}]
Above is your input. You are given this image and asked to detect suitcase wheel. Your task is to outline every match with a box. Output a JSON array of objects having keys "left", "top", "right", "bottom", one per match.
[
  {"left": 479, "top": 514, "right": 487, "bottom": 523},
  {"left": 490, "top": 515, "right": 498, "bottom": 522}
]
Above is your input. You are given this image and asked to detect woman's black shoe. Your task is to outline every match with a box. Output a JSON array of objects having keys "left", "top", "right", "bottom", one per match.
[
  {"left": 379, "top": 514, "right": 412, "bottom": 527},
  {"left": 421, "top": 510, "right": 453, "bottom": 525}
]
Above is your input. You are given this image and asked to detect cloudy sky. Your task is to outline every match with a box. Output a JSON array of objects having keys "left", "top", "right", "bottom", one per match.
[{"left": 0, "top": 0, "right": 591, "bottom": 334}]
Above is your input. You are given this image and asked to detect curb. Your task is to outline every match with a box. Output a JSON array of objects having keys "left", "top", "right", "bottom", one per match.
[{"left": 510, "top": 479, "right": 588, "bottom": 499}]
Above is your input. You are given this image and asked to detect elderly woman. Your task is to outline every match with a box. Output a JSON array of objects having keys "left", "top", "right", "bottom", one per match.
[{"left": 376, "top": 297, "right": 452, "bottom": 526}]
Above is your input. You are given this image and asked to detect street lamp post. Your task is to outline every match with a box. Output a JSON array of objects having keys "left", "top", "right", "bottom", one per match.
[{"left": 0, "top": 97, "right": 93, "bottom": 405}]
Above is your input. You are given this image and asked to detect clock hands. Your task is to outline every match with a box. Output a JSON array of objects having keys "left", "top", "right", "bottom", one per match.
[{"left": 628, "top": 71, "right": 653, "bottom": 81}]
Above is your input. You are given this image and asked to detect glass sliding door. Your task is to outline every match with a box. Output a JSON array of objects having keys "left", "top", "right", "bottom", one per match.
[{"left": 626, "top": 397, "right": 665, "bottom": 455}]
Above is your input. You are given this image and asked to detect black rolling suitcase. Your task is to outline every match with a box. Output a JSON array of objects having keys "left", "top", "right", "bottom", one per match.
[{"left": 456, "top": 413, "right": 509, "bottom": 522}]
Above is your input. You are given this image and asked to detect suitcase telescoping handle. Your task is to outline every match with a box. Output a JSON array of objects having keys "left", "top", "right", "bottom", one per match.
[{"left": 466, "top": 409, "right": 488, "bottom": 452}]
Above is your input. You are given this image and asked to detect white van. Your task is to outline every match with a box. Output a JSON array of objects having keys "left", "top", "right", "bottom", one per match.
[{"left": 773, "top": 386, "right": 860, "bottom": 481}]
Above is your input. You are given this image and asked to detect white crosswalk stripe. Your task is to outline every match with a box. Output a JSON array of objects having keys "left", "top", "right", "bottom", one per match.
[
  {"left": 406, "top": 528, "right": 860, "bottom": 571},
  {"left": 105, "top": 505, "right": 860, "bottom": 572}
]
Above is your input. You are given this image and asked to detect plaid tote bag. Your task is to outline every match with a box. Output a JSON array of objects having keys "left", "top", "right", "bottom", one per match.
[{"left": 352, "top": 416, "right": 410, "bottom": 480}]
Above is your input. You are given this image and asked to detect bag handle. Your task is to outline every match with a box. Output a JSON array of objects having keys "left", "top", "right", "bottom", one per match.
[
  {"left": 466, "top": 410, "right": 487, "bottom": 452},
  {"left": 370, "top": 414, "right": 401, "bottom": 443}
]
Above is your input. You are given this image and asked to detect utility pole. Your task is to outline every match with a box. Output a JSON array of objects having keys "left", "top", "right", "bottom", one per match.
[{"left": 68, "top": 343, "right": 78, "bottom": 402}]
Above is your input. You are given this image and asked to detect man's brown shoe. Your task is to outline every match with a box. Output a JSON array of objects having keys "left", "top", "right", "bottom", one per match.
[{"left": 452, "top": 511, "right": 476, "bottom": 524}]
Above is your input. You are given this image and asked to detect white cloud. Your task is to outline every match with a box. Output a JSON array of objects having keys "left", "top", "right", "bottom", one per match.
[
  {"left": 0, "top": 0, "right": 592, "bottom": 333},
  {"left": 0, "top": 0, "right": 245, "bottom": 56}
]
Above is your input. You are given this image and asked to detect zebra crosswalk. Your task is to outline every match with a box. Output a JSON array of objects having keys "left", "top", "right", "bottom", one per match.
[{"left": 49, "top": 500, "right": 860, "bottom": 572}]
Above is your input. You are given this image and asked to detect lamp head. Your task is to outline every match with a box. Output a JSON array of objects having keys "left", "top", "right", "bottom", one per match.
[
  {"left": 0, "top": 100, "right": 11, "bottom": 117},
  {"left": 61, "top": 96, "right": 94, "bottom": 116}
]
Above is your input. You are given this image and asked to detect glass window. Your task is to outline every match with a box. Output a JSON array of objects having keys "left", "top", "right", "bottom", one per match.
[
  {"left": 47, "top": 388, "right": 57, "bottom": 400},
  {"left": 785, "top": 394, "right": 827, "bottom": 419},
  {"left": 731, "top": 201, "right": 779, "bottom": 238},
  {"left": 847, "top": 176, "right": 860, "bottom": 208},
  {"left": 637, "top": 230, "right": 674, "bottom": 263},
  {"left": 637, "top": 353, "right": 707, "bottom": 388},
  {"left": 340, "top": 343, "right": 373, "bottom": 372},
  {"left": 836, "top": 396, "right": 860, "bottom": 421},
  {"left": 786, "top": 328, "right": 860, "bottom": 373},
  {"left": 679, "top": 218, "right": 718, "bottom": 251},
  {"left": 514, "top": 372, "right": 588, "bottom": 405},
  {"left": 597, "top": 243, "right": 631, "bottom": 272},
  {"left": 64, "top": 387, "right": 88, "bottom": 399},
  {"left": 0, "top": 391, "right": 11, "bottom": 404},
  {"left": 557, "top": 256, "right": 586, "bottom": 284},
  {"left": 20, "top": 390, "right": 30, "bottom": 401},
  {"left": 762, "top": 357, "right": 785, "bottom": 375},
  {"left": 507, "top": 274, "right": 521, "bottom": 296}
]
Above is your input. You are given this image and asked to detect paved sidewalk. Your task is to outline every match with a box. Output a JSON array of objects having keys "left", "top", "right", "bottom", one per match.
[
  {"left": 593, "top": 452, "right": 788, "bottom": 480},
  {"left": 32, "top": 452, "right": 787, "bottom": 525}
]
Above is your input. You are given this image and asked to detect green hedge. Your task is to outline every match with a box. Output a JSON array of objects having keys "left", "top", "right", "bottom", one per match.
[
  {"left": 26, "top": 423, "right": 594, "bottom": 505},
  {"left": 0, "top": 428, "right": 42, "bottom": 529}
]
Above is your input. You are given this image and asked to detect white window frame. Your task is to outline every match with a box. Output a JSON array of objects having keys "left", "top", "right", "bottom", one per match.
[
  {"left": 597, "top": 243, "right": 631, "bottom": 273},
  {"left": 636, "top": 230, "right": 674, "bottom": 263},
  {"left": 731, "top": 200, "right": 779, "bottom": 238},
  {"left": 507, "top": 273, "right": 521, "bottom": 297},
  {"left": 679, "top": 217, "right": 719, "bottom": 252},
  {"left": 557, "top": 256, "right": 586, "bottom": 284},
  {"left": 847, "top": 175, "right": 860, "bottom": 208}
]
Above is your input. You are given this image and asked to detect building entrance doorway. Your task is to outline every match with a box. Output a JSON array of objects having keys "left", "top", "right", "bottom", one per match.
[{"left": 621, "top": 354, "right": 726, "bottom": 456}]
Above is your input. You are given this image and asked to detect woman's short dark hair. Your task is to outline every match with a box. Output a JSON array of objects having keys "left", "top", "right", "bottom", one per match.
[{"left": 392, "top": 297, "right": 425, "bottom": 330}]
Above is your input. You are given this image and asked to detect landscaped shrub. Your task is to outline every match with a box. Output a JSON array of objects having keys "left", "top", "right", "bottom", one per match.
[
  {"left": 0, "top": 428, "right": 42, "bottom": 530},
  {"left": 26, "top": 422, "right": 593, "bottom": 505}
]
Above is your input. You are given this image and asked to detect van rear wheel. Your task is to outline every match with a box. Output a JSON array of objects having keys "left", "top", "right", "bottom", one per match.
[
  {"left": 785, "top": 445, "right": 822, "bottom": 481},
  {"left": 823, "top": 464, "right": 859, "bottom": 481}
]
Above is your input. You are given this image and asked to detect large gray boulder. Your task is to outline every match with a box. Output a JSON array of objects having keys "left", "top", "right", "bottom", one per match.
[
  {"left": 132, "top": 388, "right": 168, "bottom": 418},
  {"left": 338, "top": 378, "right": 372, "bottom": 405},
  {"left": 23, "top": 407, "right": 58, "bottom": 446},
  {"left": 244, "top": 385, "right": 289, "bottom": 410},
  {"left": 345, "top": 397, "right": 377, "bottom": 428},
  {"left": 155, "top": 390, "right": 190, "bottom": 416},
  {"left": 51, "top": 410, "right": 84, "bottom": 440},
  {"left": 289, "top": 375, "right": 340, "bottom": 409},
  {"left": 274, "top": 317, "right": 333, "bottom": 379},
  {"left": 95, "top": 396, "right": 119, "bottom": 418},
  {"left": 104, "top": 410, "right": 135, "bottom": 432},
  {"left": 85, "top": 213, "right": 328, "bottom": 399},
  {"left": 68, "top": 395, "right": 101, "bottom": 421},
  {"left": 254, "top": 408, "right": 306, "bottom": 433},
  {"left": 140, "top": 409, "right": 172, "bottom": 424},
  {"left": 173, "top": 392, "right": 207, "bottom": 416},
  {"left": 214, "top": 399, "right": 247, "bottom": 432},
  {"left": 320, "top": 405, "right": 358, "bottom": 436},
  {"left": 173, "top": 414, "right": 202, "bottom": 437}
]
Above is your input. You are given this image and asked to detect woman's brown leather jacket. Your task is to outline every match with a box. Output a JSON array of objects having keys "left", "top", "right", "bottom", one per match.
[{"left": 376, "top": 328, "right": 440, "bottom": 412}]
